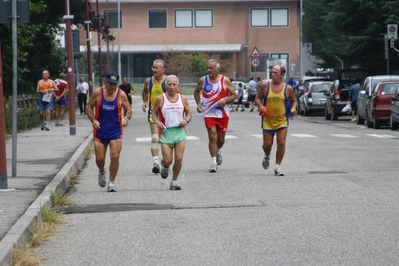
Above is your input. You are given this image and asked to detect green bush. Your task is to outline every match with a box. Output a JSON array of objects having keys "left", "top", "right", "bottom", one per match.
[{"left": 5, "top": 105, "right": 41, "bottom": 134}]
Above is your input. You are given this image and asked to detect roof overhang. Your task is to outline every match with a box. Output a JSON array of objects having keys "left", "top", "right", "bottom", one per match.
[{"left": 82, "top": 44, "right": 245, "bottom": 53}]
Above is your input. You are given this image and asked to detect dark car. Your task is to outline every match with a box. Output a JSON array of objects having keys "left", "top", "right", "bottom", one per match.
[
  {"left": 389, "top": 87, "right": 399, "bottom": 130},
  {"left": 365, "top": 81, "right": 399, "bottom": 129},
  {"left": 357, "top": 75, "right": 399, "bottom": 125},
  {"left": 324, "top": 68, "right": 369, "bottom": 121}
]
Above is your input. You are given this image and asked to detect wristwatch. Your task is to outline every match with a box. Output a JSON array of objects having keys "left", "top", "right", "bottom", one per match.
[
  {"left": 185, "top": 118, "right": 190, "bottom": 123},
  {"left": 124, "top": 117, "right": 130, "bottom": 122}
]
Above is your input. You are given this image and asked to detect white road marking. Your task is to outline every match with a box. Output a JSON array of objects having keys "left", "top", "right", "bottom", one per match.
[
  {"left": 329, "top": 134, "right": 359, "bottom": 138},
  {"left": 365, "top": 134, "right": 395, "bottom": 138},
  {"left": 136, "top": 136, "right": 199, "bottom": 142},
  {"left": 291, "top": 134, "right": 319, "bottom": 138},
  {"left": 225, "top": 135, "right": 239, "bottom": 139},
  {"left": 250, "top": 134, "right": 263, "bottom": 138}
]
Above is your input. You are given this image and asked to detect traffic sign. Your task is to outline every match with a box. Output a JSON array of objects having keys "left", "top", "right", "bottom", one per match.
[
  {"left": 249, "top": 46, "right": 261, "bottom": 58},
  {"left": 251, "top": 58, "right": 260, "bottom": 68},
  {"left": 387, "top": 24, "right": 397, "bottom": 40},
  {"left": 304, "top": 43, "right": 312, "bottom": 53}
]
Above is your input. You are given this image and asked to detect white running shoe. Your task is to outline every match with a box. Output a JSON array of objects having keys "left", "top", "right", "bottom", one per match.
[
  {"left": 216, "top": 150, "right": 223, "bottom": 165},
  {"left": 152, "top": 161, "right": 160, "bottom": 174},
  {"left": 107, "top": 181, "right": 116, "bottom": 192},
  {"left": 160, "top": 160, "right": 169, "bottom": 179},
  {"left": 98, "top": 170, "right": 106, "bottom": 187},
  {"left": 274, "top": 165, "right": 284, "bottom": 176},
  {"left": 169, "top": 181, "right": 181, "bottom": 190},
  {"left": 209, "top": 163, "right": 218, "bottom": 173},
  {"left": 262, "top": 155, "right": 270, "bottom": 169}
]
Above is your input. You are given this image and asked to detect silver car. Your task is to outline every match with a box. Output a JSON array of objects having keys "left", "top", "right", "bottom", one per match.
[{"left": 299, "top": 81, "right": 333, "bottom": 116}]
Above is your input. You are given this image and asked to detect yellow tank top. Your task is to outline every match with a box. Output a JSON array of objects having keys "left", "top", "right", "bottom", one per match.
[
  {"left": 262, "top": 85, "right": 288, "bottom": 130},
  {"left": 149, "top": 76, "right": 167, "bottom": 112}
]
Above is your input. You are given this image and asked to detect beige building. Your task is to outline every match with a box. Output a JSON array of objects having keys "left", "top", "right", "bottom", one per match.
[{"left": 80, "top": 0, "right": 301, "bottom": 80}]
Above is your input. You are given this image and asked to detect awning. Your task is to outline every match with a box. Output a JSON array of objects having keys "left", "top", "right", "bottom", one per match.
[{"left": 81, "top": 44, "right": 245, "bottom": 53}]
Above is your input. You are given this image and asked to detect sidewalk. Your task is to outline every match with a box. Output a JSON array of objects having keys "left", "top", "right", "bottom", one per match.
[{"left": 0, "top": 111, "right": 93, "bottom": 265}]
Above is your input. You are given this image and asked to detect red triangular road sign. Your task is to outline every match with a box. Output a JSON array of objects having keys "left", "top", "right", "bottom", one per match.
[{"left": 249, "top": 46, "right": 261, "bottom": 58}]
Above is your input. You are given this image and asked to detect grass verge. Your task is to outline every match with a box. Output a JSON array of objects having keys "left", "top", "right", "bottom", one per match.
[{"left": 11, "top": 190, "right": 75, "bottom": 266}]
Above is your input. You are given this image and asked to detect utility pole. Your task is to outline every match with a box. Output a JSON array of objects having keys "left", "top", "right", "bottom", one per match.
[
  {"left": 96, "top": 0, "right": 103, "bottom": 86},
  {"left": 85, "top": 0, "right": 93, "bottom": 95},
  {"left": 64, "top": 0, "right": 76, "bottom": 135},
  {"left": 0, "top": 39, "right": 7, "bottom": 189}
]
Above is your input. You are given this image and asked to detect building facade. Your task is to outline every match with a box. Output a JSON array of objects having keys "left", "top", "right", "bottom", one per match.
[{"left": 80, "top": 0, "right": 301, "bottom": 80}]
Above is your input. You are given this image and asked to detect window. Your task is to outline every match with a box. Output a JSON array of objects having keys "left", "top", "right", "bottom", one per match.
[
  {"left": 174, "top": 9, "right": 213, "bottom": 28},
  {"left": 103, "top": 10, "right": 122, "bottom": 28},
  {"left": 149, "top": 10, "right": 167, "bottom": 28},
  {"left": 251, "top": 8, "right": 268, "bottom": 27},
  {"left": 270, "top": 8, "right": 288, "bottom": 27},
  {"left": 195, "top": 9, "right": 213, "bottom": 28},
  {"left": 175, "top": 10, "right": 193, "bottom": 28}
]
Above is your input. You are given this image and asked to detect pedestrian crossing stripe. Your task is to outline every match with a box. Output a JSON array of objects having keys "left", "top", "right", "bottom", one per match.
[
  {"left": 329, "top": 134, "right": 358, "bottom": 138},
  {"left": 136, "top": 136, "right": 199, "bottom": 142},
  {"left": 290, "top": 134, "right": 318, "bottom": 138},
  {"left": 136, "top": 133, "right": 397, "bottom": 141},
  {"left": 365, "top": 134, "right": 395, "bottom": 138}
]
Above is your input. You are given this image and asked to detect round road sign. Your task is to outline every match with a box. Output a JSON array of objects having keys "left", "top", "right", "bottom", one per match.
[{"left": 251, "top": 58, "right": 260, "bottom": 68}]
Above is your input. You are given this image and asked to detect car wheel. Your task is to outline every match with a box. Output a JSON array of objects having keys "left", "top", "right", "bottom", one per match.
[
  {"left": 303, "top": 105, "right": 309, "bottom": 116},
  {"left": 356, "top": 114, "right": 364, "bottom": 125},
  {"left": 373, "top": 114, "right": 380, "bottom": 129},
  {"left": 390, "top": 115, "right": 398, "bottom": 130},
  {"left": 325, "top": 106, "right": 331, "bottom": 120},
  {"left": 332, "top": 107, "right": 338, "bottom": 121}
]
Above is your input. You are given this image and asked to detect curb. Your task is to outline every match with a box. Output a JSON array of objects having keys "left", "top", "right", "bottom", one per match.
[{"left": 0, "top": 135, "right": 93, "bottom": 266}]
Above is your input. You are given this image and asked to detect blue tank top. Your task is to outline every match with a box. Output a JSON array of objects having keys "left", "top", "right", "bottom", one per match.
[{"left": 94, "top": 87, "right": 123, "bottom": 140}]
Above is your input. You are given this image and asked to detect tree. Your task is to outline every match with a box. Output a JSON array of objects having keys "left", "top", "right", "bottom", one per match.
[
  {"left": 160, "top": 52, "right": 232, "bottom": 77},
  {"left": 0, "top": 0, "right": 98, "bottom": 96},
  {"left": 302, "top": 0, "right": 399, "bottom": 74}
]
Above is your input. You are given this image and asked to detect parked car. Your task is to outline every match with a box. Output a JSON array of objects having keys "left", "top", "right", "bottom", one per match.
[
  {"left": 390, "top": 86, "right": 399, "bottom": 130},
  {"left": 295, "top": 76, "right": 332, "bottom": 98},
  {"left": 324, "top": 68, "right": 369, "bottom": 121},
  {"left": 357, "top": 75, "right": 399, "bottom": 125},
  {"left": 298, "top": 81, "right": 333, "bottom": 116},
  {"left": 364, "top": 81, "right": 399, "bottom": 129},
  {"left": 232, "top": 81, "right": 249, "bottom": 107}
]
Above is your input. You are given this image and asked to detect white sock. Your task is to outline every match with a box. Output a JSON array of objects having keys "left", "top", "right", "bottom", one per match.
[
  {"left": 153, "top": 156, "right": 158, "bottom": 162},
  {"left": 211, "top": 157, "right": 217, "bottom": 164}
]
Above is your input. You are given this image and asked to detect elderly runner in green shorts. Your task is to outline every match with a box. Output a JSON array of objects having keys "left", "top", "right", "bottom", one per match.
[{"left": 152, "top": 75, "right": 192, "bottom": 190}]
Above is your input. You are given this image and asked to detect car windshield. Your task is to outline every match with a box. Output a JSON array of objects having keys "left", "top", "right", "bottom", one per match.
[{"left": 311, "top": 83, "right": 331, "bottom": 93}]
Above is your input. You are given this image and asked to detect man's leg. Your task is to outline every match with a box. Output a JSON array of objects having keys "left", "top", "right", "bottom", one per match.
[
  {"left": 108, "top": 139, "right": 122, "bottom": 182},
  {"left": 78, "top": 94, "right": 83, "bottom": 114},
  {"left": 262, "top": 131, "right": 274, "bottom": 157},
  {"left": 94, "top": 141, "right": 107, "bottom": 173},
  {"left": 275, "top": 128, "right": 287, "bottom": 165},
  {"left": 207, "top": 126, "right": 218, "bottom": 157},
  {"left": 150, "top": 122, "right": 160, "bottom": 173},
  {"left": 160, "top": 143, "right": 173, "bottom": 179},
  {"left": 60, "top": 105, "right": 65, "bottom": 123},
  {"left": 172, "top": 141, "right": 186, "bottom": 181},
  {"left": 83, "top": 94, "right": 87, "bottom": 114}
]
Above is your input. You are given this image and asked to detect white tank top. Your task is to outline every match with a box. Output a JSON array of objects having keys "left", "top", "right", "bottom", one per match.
[{"left": 160, "top": 93, "right": 184, "bottom": 128}]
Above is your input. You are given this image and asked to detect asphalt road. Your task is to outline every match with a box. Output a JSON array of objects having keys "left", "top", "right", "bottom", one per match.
[{"left": 37, "top": 99, "right": 399, "bottom": 266}]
